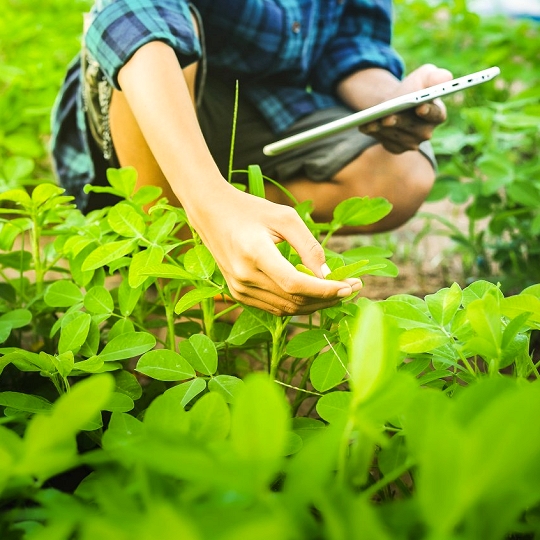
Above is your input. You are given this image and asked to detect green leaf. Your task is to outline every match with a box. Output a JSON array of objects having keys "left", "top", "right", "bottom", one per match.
[
  {"left": 332, "top": 196, "right": 392, "bottom": 227},
  {"left": 349, "top": 302, "right": 399, "bottom": 403},
  {"left": 227, "top": 309, "right": 269, "bottom": 346},
  {"left": 466, "top": 295, "right": 502, "bottom": 351},
  {"left": 108, "top": 318, "right": 135, "bottom": 341},
  {"left": 399, "top": 327, "right": 451, "bottom": 354},
  {"left": 242, "top": 306, "right": 276, "bottom": 331},
  {"left": 381, "top": 297, "right": 435, "bottom": 329},
  {"left": 96, "top": 332, "right": 156, "bottom": 362},
  {"left": 103, "top": 392, "right": 135, "bottom": 413},
  {"left": 291, "top": 417, "right": 326, "bottom": 443},
  {"left": 102, "top": 411, "right": 144, "bottom": 453},
  {"left": 286, "top": 329, "right": 331, "bottom": 358},
  {"left": 140, "top": 262, "right": 194, "bottom": 280},
  {"left": 31, "top": 183, "right": 65, "bottom": 206},
  {"left": 316, "top": 391, "right": 352, "bottom": 424},
  {"left": 325, "top": 259, "right": 370, "bottom": 281},
  {"left": 188, "top": 392, "right": 230, "bottom": 442},
  {"left": 0, "top": 188, "right": 31, "bottom": 207},
  {"left": 136, "top": 349, "right": 196, "bottom": 381},
  {"left": 208, "top": 375, "right": 245, "bottom": 403},
  {"left": 132, "top": 185, "right": 163, "bottom": 206},
  {"left": 18, "top": 375, "right": 114, "bottom": 480},
  {"left": 129, "top": 245, "right": 164, "bottom": 288},
  {"left": 114, "top": 370, "right": 143, "bottom": 400},
  {"left": 247, "top": 164, "right": 265, "bottom": 198},
  {"left": 143, "top": 391, "right": 190, "bottom": 440},
  {"left": 58, "top": 312, "right": 91, "bottom": 355},
  {"left": 84, "top": 286, "right": 114, "bottom": 315},
  {"left": 178, "top": 334, "right": 217, "bottom": 375},
  {"left": 81, "top": 239, "right": 136, "bottom": 272},
  {"left": 425, "top": 283, "right": 463, "bottom": 327},
  {"left": 106, "top": 167, "right": 137, "bottom": 198},
  {"left": 118, "top": 280, "right": 143, "bottom": 317},
  {"left": 417, "top": 369, "right": 454, "bottom": 386},
  {"left": 146, "top": 212, "right": 177, "bottom": 243},
  {"left": 462, "top": 280, "right": 502, "bottom": 307},
  {"left": 107, "top": 202, "right": 146, "bottom": 238},
  {"left": 230, "top": 374, "right": 289, "bottom": 465},
  {"left": 183, "top": 245, "right": 215, "bottom": 280},
  {"left": 501, "top": 294, "right": 540, "bottom": 326},
  {"left": 478, "top": 155, "right": 514, "bottom": 196},
  {"left": 378, "top": 434, "right": 408, "bottom": 477},
  {"left": 3, "top": 156, "right": 34, "bottom": 181},
  {"left": 0, "top": 322, "right": 11, "bottom": 344},
  {"left": 72, "top": 356, "right": 105, "bottom": 373},
  {"left": 310, "top": 347, "right": 348, "bottom": 392},
  {"left": 0, "top": 309, "right": 32, "bottom": 329},
  {"left": 86, "top": 319, "right": 108, "bottom": 354},
  {"left": 52, "top": 351, "right": 75, "bottom": 379},
  {"left": 44, "top": 281, "right": 83, "bottom": 308},
  {"left": 174, "top": 286, "right": 219, "bottom": 315},
  {"left": 163, "top": 378, "right": 207, "bottom": 408},
  {"left": 0, "top": 392, "right": 51, "bottom": 414},
  {"left": 295, "top": 263, "right": 316, "bottom": 277}
]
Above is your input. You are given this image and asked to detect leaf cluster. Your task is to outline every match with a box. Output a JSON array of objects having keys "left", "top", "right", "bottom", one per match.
[{"left": 0, "top": 169, "right": 539, "bottom": 538}]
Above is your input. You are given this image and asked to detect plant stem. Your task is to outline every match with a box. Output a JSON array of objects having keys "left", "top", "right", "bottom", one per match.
[
  {"left": 269, "top": 317, "right": 290, "bottom": 379},
  {"left": 30, "top": 212, "right": 44, "bottom": 296},
  {"left": 360, "top": 459, "right": 415, "bottom": 501},
  {"left": 291, "top": 357, "right": 315, "bottom": 414},
  {"left": 201, "top": 297, "right": 216, "bottom": 341},
  {"left": 156, "top": 282, "right": 176, "bottom": 351},
  {"left": 227, "top": 80, "right": 239, "bottom": 183}
]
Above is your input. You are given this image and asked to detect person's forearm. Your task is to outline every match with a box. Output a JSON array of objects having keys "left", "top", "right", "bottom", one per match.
[
  {"left": 336, "top": 67, "right": 402, "bottom": 111},
  {"left": 116, "top": 41, "right": 228, "bottom": 218}
]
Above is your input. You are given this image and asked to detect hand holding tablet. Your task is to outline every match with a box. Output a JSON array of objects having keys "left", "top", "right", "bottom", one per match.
[{"left": 263, "top": 67, "right": 500, "bottom": 156}]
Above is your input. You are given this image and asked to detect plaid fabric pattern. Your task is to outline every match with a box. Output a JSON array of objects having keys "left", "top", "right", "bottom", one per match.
[{"left": 50, "top": 0, "right": 403, "bottom": 205}]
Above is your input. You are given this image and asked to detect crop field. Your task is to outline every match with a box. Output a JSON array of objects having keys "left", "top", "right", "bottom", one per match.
[{"left": 1, "top": 1, "right": 540, "bottom": 538}]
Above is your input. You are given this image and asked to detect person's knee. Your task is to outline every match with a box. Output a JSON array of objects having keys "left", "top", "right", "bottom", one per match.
[{"left": 332, "top": 148, "right": 436, "bottom": 233}]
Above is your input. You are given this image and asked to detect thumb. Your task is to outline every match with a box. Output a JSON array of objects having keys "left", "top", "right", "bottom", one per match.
[
  {"left": 280, "top": 214, "right": 329, "bottom": 279},
  {"left": 402, "top": 64, "right": 453, "bottom": 93}
]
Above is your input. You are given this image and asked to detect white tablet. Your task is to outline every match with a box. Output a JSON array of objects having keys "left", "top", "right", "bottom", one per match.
[{"left": 262, "top": 66, "right": 500, "bottom": 156}]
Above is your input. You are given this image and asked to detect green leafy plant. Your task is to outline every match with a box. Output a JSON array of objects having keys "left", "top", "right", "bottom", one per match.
[
  {"left": 0, "top": 0, "right": 92, "bottom": 192},
  {"left": 1, "top": 169, "right": 540, "bottom": 538},
  {"left": 395, "top": 0, "right": 540, "bottom": 289},
  {"left": 2, "top": 1, "right": 540, "bottom": 537}
]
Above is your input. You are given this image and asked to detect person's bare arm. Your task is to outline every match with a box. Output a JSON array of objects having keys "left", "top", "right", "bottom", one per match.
[
  {"left": 337, "top": 64, "right": 453, "bottom": 154},
  {"left": 116, "top": 42, "right": 360, "bottom": 315}
]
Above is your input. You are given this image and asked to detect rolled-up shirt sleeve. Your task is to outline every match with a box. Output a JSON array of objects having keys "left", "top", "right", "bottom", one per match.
[
  {"left": 84, "top": 0, "right": 202, "bottom": 89},
  {"left": 311, "top": 0, "right": 404, "bottom": 95}
]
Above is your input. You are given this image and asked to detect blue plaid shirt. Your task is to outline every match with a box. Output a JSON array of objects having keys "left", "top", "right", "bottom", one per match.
[{"left": 51, "top": 0, "right": 403, "bottom": 205}]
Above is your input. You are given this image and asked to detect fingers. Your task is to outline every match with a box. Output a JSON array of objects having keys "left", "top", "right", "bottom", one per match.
[
  {"left": 401, "top": 64, "right": 453, "bottom": 94},
  {"left": 194, "top": 189, "right": 362, "bottom": 317},
  {"left": 222, "top": 226, "right": 362, "bottom": 316},
  {"left": 360, "top": 99, "right": 446, "bottom": 153},
  {"left": 415, "top": 98, "right": 447, "bottom": 124},
  {"left": 253, "top": 241, "right": 355, "bottom": 298},
  {"left": 359, "top": 63, "right": 453, "bottom": 153},
  {"left": 226, "top": 278, "right": 344, "bottom": 316}
]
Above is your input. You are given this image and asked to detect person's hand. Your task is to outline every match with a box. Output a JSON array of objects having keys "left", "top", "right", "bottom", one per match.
[
  {"left": 359, "top": 64, "right": 453, "bottom": 154},
  {"left": 187, "top": 183, "right": 363, "bottom": 316}
]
